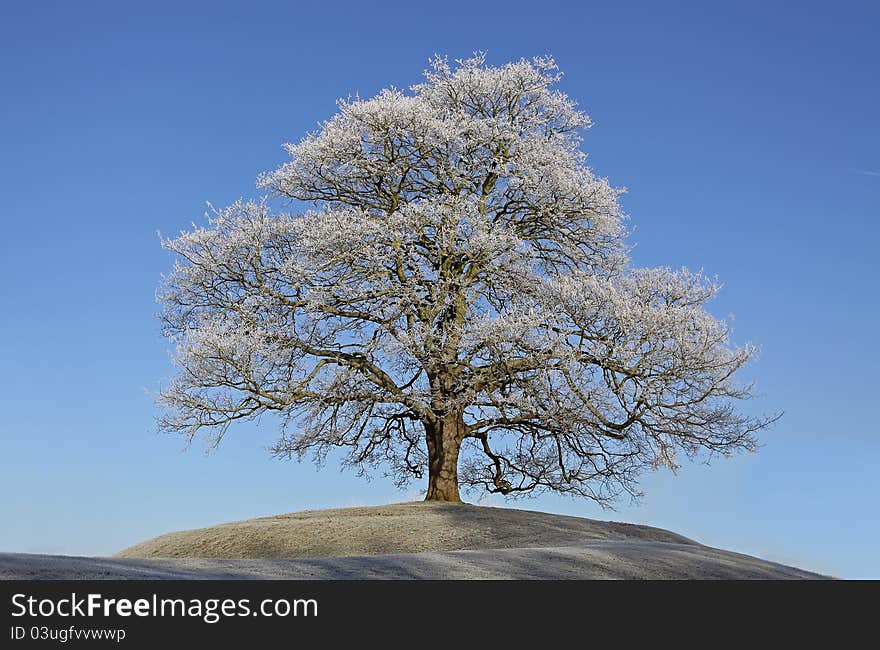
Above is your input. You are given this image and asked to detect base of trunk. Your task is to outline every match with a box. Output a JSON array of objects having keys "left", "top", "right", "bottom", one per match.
[
  {"left": 424, "top": 479, "right": 462, "bottom": 502},
  {"left": 423, "top": 413, "right": 465, "bottom": 503}
]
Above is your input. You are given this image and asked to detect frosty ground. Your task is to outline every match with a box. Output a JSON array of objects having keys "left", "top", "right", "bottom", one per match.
[{"left": 0, "top": 502, "right": 827, "bottom": 579}]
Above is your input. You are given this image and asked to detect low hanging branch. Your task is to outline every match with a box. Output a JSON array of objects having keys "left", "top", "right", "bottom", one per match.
[{"left": 157, "top": 53, "right": 779, "bottom": 504}]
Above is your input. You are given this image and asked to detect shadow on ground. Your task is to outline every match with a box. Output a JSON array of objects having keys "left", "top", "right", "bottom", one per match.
[{"left": 0, "top": 541, "right": 827, "bottom": 580}]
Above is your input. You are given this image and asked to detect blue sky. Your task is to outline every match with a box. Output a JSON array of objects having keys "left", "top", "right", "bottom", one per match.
[{"left": 1, "top": 0, "right": 877, "bottom": 578}]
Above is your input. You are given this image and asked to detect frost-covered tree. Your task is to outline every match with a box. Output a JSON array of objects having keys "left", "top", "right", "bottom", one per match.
[{"left": 158, "top": 54, "right": 776, "bottom": 503}]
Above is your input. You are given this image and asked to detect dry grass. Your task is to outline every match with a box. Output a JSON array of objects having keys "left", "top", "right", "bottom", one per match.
[{"left": 116, "top": 501, "right": 695, "bottom": 559}]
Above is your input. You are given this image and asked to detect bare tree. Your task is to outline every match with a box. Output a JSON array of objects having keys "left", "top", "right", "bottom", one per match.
[{"left": 158, "top": 54, "right": 777, "bottom": 503}]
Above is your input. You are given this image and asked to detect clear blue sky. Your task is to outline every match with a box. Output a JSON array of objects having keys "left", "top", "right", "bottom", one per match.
[{"left": 1, "top": 0, "right": 877, "bottom": 578}]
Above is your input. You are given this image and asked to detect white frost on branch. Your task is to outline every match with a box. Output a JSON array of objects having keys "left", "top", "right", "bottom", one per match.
[{"left": 157, "top": 54, "right": 776, "bottom": 503}]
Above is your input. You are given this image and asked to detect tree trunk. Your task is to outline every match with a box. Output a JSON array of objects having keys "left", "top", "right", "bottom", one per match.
[{"left": 424, "top": 413, "right": 465, "bottom": 502}]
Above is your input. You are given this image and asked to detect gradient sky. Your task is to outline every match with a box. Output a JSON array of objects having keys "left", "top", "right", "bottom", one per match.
[{"left": 1, "top": 0, "right": 877, "bottom": 578}]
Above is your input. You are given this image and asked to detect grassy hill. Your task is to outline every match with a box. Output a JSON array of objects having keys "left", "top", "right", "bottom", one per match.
[
  {"left": 0, "top": 502, "right": 827, "bottom": 579},
  {"left": 116, "top": 501, "right": 695, "bottom": 559}
]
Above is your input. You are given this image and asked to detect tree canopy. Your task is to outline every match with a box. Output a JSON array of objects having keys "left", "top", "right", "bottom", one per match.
[{"left": 158, "top": 54, "right": 776, "bottom": 503}]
